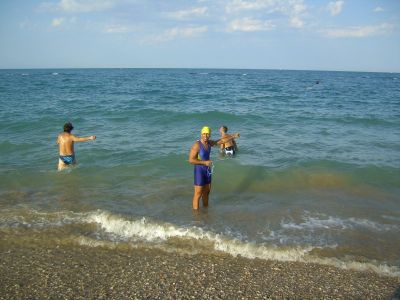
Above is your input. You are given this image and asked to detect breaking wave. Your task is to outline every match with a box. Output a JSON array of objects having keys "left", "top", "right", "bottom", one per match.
[{"left": 1, "top": 209, "right": 398, "bottom": 277}]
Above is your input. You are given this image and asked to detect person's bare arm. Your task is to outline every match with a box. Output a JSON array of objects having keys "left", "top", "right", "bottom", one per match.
[
  {"left": 72, "top": 135, "right": 96, "bottom": 142},
  {"left": 210, "top": 133, "right": 240, "bottom": 146},
  {"left": 189, "top": 143, "right": 212, "bottom": 166}
]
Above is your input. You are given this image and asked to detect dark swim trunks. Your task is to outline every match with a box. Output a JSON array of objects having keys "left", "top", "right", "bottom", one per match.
[
  {"left": 59, "top": 155, "right": 75, "bottom": 165},
  {"left": 224, "top": 146, "right": 236, "bottom": 156},
  {"left": 194, "top": 141, "right": 212, "bottom": 186}
]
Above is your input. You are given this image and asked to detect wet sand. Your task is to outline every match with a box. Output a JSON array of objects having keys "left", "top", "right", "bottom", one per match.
[{"left": 0, "top": 240, "right": 399, "bottom": 299}]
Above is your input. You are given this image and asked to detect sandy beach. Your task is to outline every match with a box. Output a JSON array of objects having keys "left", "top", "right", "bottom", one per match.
[{"left": 1, "top": 236, "right": 399, "bottom": 300}]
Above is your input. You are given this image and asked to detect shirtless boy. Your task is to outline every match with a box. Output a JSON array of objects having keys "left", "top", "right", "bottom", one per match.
[
  {"left": 57, "top": 122, "right": 96, "bottom": 170},
  {"left": 219, "top": 125, "right": 238, "bottom": 156}
]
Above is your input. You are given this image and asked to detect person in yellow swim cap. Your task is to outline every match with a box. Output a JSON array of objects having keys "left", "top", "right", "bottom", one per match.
[
  {"left": 201, "top": 126, "right": 211, "bottom": 135},
  {"left": 188, "top": 126, "right": 240, "bottom": 210}
]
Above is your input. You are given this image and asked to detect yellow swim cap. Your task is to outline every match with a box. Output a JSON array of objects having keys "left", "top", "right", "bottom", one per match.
[{"left": 201, "top": 126, "right": 211, "bottom": 134}]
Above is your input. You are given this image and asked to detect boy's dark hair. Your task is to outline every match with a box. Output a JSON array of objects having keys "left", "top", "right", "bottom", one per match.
[
  {"left": 221, "top": 125, "right": 228, "bottom": 133},
  {"left": 63, "top": 122, "right": 74, "bottom": 133}
]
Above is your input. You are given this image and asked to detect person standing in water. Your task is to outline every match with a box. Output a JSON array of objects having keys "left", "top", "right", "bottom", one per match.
[
  {"left": 188, "top": 126, "right": 240, "bottom": 210},
  {"left": 57, "top": 122, "right": 96, "bottom": 171},
  {"left": 219, "top": 125, "right": 238, "bottom": 156}
]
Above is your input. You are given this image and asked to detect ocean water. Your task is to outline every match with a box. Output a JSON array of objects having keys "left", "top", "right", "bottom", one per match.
[{"left": 0, "top": 68, "right": 399, "bottom": 276}]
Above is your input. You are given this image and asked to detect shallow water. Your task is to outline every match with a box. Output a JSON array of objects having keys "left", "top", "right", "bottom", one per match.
[{"left": 0, "top": 68, "right": 399, "bottom": 276}]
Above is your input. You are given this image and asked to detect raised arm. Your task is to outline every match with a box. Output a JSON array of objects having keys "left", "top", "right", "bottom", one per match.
[
  {"left": 189, "top": 142, "right": 212, "bottom": 166},
  {"left": 72, "top": 135, "right": 96, "bottom": 142},
  {"left": 209, "top": 133, "right": 240, "bottom": 146}
]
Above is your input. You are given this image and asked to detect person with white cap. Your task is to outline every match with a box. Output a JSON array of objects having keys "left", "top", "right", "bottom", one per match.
[{"left": 188, "top": 126, "right": 240, "bottom": 210}]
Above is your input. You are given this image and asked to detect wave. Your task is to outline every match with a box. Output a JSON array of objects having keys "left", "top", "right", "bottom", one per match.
[
  {"left": 280, "top": 211, "right": 399, "bottom": 232},
  {"left": 132, "top": 107, "right": 263, "bottom": 124},
  {"left": 316, "top": 115, "right": 397, "bottom": 127},
  {"left": 1, "top": 209, "right": 398, "bottom": 277},
  {"left": 79, "top": 211, "right": 400, "bottom": 277}
]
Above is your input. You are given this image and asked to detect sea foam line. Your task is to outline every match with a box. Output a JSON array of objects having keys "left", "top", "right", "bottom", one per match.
[
  {"left": 1, "top": 209, "right": 398, "bottom": 277},
  {"left": 280, "top": 213, "right": 399, "bottom": 232},
  {"left": 85, "top": 210, "right": 400, "bottom": 277}
]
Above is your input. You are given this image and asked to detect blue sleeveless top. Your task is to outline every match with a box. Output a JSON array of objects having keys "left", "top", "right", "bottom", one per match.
[
  {"left": 197, "top": 141, "right": 211, "bottom": 161},
  {"left": 194, "top": 141, "right": 212, "bottom": 186}
]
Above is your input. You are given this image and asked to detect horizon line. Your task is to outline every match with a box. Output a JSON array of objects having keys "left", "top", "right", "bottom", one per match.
[{"left": 0, "top": 66, "right": 399, "bottom": 74}]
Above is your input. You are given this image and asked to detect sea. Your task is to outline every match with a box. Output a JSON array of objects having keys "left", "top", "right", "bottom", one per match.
[{"left": 0, "top": 68, "right": 399, "bottom": 276}]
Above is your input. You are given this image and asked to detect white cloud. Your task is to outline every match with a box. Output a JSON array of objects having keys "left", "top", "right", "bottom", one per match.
[
  {"left": 291, "top": 2, "right": 306, "bottom": 15},
  {"left": 170, "top": 26, "right": 208, "bottom": 37},
  {"left": 225, "top": 0, "right": 307, "bottom": 28},
  {"left": 227, "top": 17, "right": 275, "bottom": 32},
  {"left": 50, "top": 17, "right": 77, "bottom": 27},
  {"left": 104, "top": 24, "right": 130, "bottom": 33},
  {"left": 166, "top": 7, "right": 208, "bottom": 20},
  {"left": 52, "top": 17, "right": 65, "bottom": 27},
  {"left": 47, "top": 0, "right": 117, "bottom": 13},
  {"left": 148, "top": 26, "right": 208, "bottom": 43},
  {"left": 290, "top": 16, "right": 304, "bottom": 28},
  {"left": 225, "top": 0, "right": 305, "bottom": 14},
  {"left": 373, "top": 6, "right": 384, "bottom": 13},
  {"left": 327, "top": 1, "right": 344, "bottom": 16},
  {"left": 225, "top": 0, "right": 275, "bottom": 13},
  {"left": 289, "top": 2, "right": 306, "bottom": 28},
  {"left": 322, "top": 23, "right": 393, "bottom": 38}
]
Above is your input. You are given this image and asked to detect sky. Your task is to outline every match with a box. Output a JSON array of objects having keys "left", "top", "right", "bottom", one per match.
[{"left": 0, "top": 0, "right": 399, "bottom": 72}]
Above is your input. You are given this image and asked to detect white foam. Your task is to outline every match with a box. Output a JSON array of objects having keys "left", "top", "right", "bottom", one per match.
[
  {"left": 0, "top": 209, "right": 84, "bottom": 229},
  {"left": 382, "top": 215, "right": 400, "bottom": 222},
  {"left": 85, "top": 210, "right": 399, "bottom": 277},
  {"left": 281, "top": 213, "right": 399, "bottom": 232},
  {"left": 307, "top": 256, "right": 400, "bottom": 277},
  {"left": 85, "top": 210, "right": 212, "bottom": 242},
  {"left": 2, "top": 209, "right": 399, "bottom": 277},
  {"left": 214, "top": 238, "right": 313, "bottom": 261},
  {"left": 214, "top": 237, "right": 399, "bottom": 276},
  {"left": 84, "top": 211, "right": 316, "bottom": 262}
]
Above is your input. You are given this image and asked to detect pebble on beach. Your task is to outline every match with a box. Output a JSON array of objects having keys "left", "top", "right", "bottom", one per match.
[{"left": 1, "top": 239, "right": 399, "bottom": 300}]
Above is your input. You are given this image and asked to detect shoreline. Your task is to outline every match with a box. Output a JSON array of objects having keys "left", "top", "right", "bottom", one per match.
[{"left": 1, "top": 240, "right": 399, "bottom": 299}]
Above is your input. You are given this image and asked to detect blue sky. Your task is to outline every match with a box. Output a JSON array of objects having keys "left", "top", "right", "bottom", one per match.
[{"left": 0, "top": 0, "right": 399, "bottom": 72}]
